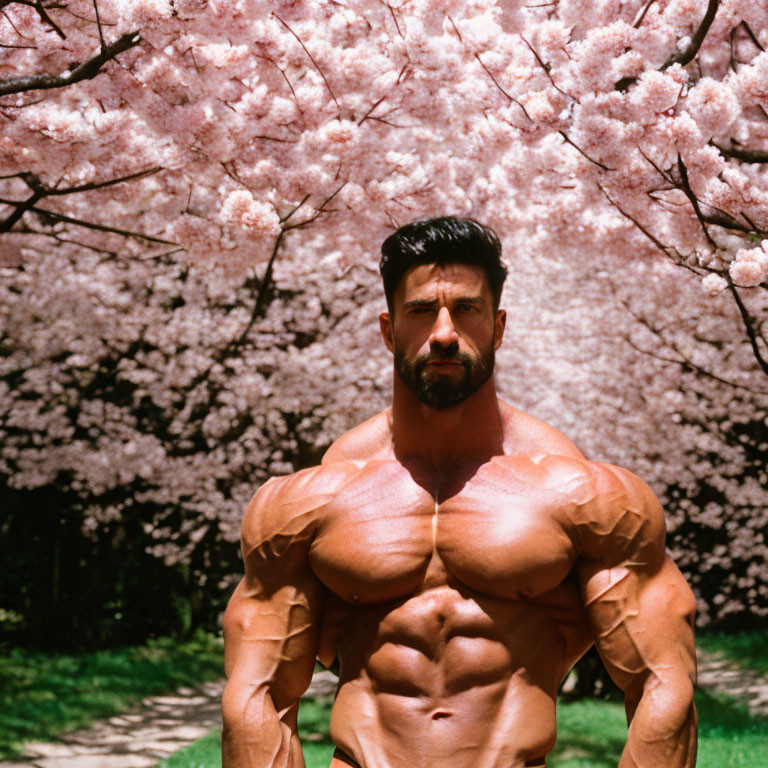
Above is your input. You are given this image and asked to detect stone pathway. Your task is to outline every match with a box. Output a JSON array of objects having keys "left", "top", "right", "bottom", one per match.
[
  {"left": 1, "top": 672, "right": 338, "bottom": 768},
  {"left": 2, "top": 656, "right": 765, "bottom": 768},
  {"left": 2, "top": 680, "right": 226, "bottom": 768},
  {"left": 696, "top": 648, "right": 768, "bottom": 716}
]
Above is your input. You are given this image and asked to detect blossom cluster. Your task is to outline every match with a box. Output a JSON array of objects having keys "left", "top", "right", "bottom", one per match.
[{"left": 1, "top": 0, "right": 767, "bottom": 626}]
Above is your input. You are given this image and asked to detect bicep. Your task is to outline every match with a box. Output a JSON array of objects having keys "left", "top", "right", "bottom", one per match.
[
  {"left": 579, "top": 555, "right": 697, "bottom": 699},
  {"left": 224, "top": 479, "right": 327, "bottom": 715},
  {"left": 575, "top": 464, "right": 696, "bottom": 696},
  {"left": 223, "top": 564, "right": 325, "bottom": 712}
]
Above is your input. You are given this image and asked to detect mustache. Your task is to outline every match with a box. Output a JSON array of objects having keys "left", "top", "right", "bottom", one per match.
[{"left": 419, "top": 348, "right": 471, "bottom": 365}]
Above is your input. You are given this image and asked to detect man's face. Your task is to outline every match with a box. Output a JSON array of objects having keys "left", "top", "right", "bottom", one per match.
[{"left": 380, "top": 263, "right": 506, "bottom": 409}]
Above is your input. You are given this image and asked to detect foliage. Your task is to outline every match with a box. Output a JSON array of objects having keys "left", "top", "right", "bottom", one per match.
[
  {"left": 0, "top": 631, "right": 224, "bottom": 760},
  {"left": 0, "top": 248, "right": 382, "bottom": 648},
  {"left": 1, "top": 0, "right": 768, "bottom": 646}
]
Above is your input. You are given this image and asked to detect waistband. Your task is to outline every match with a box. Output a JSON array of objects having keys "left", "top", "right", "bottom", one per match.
[{"left": 332, "top": 746, "right": 361, "bottom": 767}]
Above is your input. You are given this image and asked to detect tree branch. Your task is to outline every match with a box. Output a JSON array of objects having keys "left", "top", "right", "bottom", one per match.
[
  {"left": 272, "top": 13, "right": 339, "bottom": 113},
  {"left": 711, "top": 139, "right": 768, "bottom": 164},
  {"left": 1, "top": 0, "right": 67, "bottom": 39},
  {"left": 0, "top": 201, "right": 176, "bottom": 244},
  {"left": 619, "top": 298, "right": 768, "bottom": 393},
  {"left": 0, "top": 167, "right": 162, "bottom": 233},
  {"left": 91, "top": 0, "right": 106, "bottom": 49},
  {"left": 616, "top": 0, "right": 720, "bottom": 90},
  {"left": 559, "top": 131, "right": 612, "bottom": 170},
  {"left": 632, "top": 0, "right": 657, "bottom": 28},
  {"left": 474, "top": 52, "right": 532, "bottom": 121},
  {"left": 520, "top": 34, "right": 575, "bottom": 102},
  {"left": 47, "top": 166, "right": 162, "bottom": 197},
  {"left": 599, "top": 184, "right": 678, "bottom": 259},
  {"left": 254, "top": 53, "right": 305, "bottom": 129},
  {"left": 624, "top": 333, "right": 768, "bottom": 393},
  {"left": 701, "top": 209, "right": 759, "bottom": 235},
  {"left": 279, "top": 193, "right": 310, "bottom": 224},
  {"left": 0, "top": 30, "right": 141, "bottom": 96},
  {"left": 0, "top": 190, "right": 42, "bottom": 232},
  {"left": 675, "top": 154, "right": 718, "bottom": 250},
  {"left": 725, "top": 274, "right": 768, "bottom": 378},
  {"left": 740, "top": 20, "right": 765, "bottom": 53},
  {"left": 661, "top": 0, "right": 720, "bottom": 70}
]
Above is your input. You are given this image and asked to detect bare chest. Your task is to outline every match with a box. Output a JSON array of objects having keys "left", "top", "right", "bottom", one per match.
[{"left": 309, "top": 460, "right": 576, "bottom": 605}]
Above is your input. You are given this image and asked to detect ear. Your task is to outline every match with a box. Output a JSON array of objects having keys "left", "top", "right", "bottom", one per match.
[
  {"left": 493, "top": 309, "right": 506, "bottom": 350},
  {"left": 380, "top": 312, "right": 394, "bottom": 354}
]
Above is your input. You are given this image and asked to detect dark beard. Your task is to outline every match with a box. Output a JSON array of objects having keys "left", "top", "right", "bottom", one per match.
[{"left": 394, "top": 343, "right": 495, "bottom": 410}]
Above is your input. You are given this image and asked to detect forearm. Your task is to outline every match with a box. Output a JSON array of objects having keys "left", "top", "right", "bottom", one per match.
[
  {"left": 619, "top": 681, "right": 696, "bottom": 768},
  {"left": 222, "top": 682, "right": 304, "bottom": 768}
]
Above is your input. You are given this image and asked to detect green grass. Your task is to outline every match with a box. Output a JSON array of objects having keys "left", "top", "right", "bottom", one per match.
[
  {"left": 155, "top": 687, "right": 768, "bottom": 768},
  {"left": 5, "top": 628, "right": 768, "bottom": 767},
  {"left": 155, "top": 698, "right": 335, "bottom": 768},
  {"left": 0, "top": 631, "right": 224, "bottom": 761},
  {"left": 549, "top": 688, "right": 768, "bottom": 767},
  {"left": 158, "top": 730, "right": 223, "bottom": 768},
  {"left": 697, "top": 629, "right": 768, "bottom": 676}
]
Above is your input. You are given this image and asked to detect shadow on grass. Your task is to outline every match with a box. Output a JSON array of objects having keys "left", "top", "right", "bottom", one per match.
[
  {"left": 697, "top": 629, "right": 768, "bottom": 677},
  {"left": 548, "top": 687, "right": 768, "bottom": 768},
  {"left": 697, "top": 687, "right": 768, "bottom": 735}
]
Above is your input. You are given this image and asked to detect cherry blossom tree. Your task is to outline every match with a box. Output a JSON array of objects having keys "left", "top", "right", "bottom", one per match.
[{"left": 2, "top": 0, "right": 767, "bottom": 643}]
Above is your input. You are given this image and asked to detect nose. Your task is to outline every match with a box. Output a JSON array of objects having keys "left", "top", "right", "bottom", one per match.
[{"left": 429, "top": 306, "right": 459, "bottom": 350}]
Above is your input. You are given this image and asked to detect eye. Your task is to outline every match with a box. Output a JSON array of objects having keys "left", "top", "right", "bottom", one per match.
[{"left": 457, "top": 303, "right": 479, "bottom": 312}]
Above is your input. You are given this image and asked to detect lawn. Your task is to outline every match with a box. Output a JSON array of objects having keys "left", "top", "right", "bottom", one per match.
[
  {"left": 697, "top": 629, "right": 768, "bottom": 676},
  {"left": 0, "top": 631, "right": 224, "bottom": 761},
  {"left": 4, "top": 628, "right": 766, "bottom": 766},
  {"left": 156, "top": 687, "right": 768, "bottom": 768}
]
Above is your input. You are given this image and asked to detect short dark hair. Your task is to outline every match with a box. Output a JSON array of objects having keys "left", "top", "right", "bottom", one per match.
[{"left": 379, "top": 217, "right": 507, "bottom": 311}]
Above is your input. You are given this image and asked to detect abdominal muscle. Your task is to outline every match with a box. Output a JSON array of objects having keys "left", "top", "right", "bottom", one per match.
[{"left": 326, "top": 583, "right": 574, "bottom": 768}]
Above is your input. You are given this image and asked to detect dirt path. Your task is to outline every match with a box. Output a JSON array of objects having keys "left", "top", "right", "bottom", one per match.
[
  {"left": 696, "top": 647, "right": 768, "bottom": 716},
  {"left": 2, "top": 655, "right": 765, "bottom": 768},
  {"left": 2, "top": 672, "right": 337, "bottom": 768},
  {"left": 3, "top": 680, "right": 225, "bottom": 768}
]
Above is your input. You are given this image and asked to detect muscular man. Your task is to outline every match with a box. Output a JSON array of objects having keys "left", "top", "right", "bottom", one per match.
[{"left": 222, "top": 217, "right": 697, "bottom": 768}]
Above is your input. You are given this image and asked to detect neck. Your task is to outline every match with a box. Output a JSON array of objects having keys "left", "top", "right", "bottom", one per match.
[{"left": 389, "top": 373, "right": 504, "bottom": 470}]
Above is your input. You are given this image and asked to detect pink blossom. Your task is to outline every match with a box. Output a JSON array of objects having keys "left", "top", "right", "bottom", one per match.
[
  {"left": 2, "top": 0, "right": 768, "bottom": 626},
  {"left": 729, "top": 248, "right": 768, "bottom": 287},
  {"left": 684, "top": 77, "right": 741, "bottom": 139},
  {"left": 220, "top": 192, "right": 281, "bottom": 237},
  {"left": 701, "top": 273, "right": 729, "bottom": 295},
  {"left": 729, "top": 260, "right": 764, "bottom": 287}
]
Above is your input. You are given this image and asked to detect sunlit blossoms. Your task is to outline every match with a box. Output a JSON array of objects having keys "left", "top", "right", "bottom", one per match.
[{"left": 1, "top": 0, "right": 767, "bottom": 631}]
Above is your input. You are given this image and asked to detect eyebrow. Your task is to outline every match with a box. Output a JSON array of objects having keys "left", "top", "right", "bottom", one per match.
[{"left": 402, "top": 296, "right": 486, "bottom": 309}]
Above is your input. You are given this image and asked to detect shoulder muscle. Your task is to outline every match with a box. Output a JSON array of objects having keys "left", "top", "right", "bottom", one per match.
[
  {"left": 566, "top": 461, "right": 666, "bottom": 569},
  {"left": 321, "top": 409, "right": 392, "bottom": 464},
  {"left": 499, "top": 400, "right": 586, "bottom": 460},
  {"left": 240, "top": 462, "right": 360, "bottom": 588}
]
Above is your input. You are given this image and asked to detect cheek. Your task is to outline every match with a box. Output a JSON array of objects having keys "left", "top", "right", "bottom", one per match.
[{"left": 393, "top": 321, "right": 431, "bottom": 348}]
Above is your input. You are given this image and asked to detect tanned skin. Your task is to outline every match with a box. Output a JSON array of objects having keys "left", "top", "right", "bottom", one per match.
[{"left": 222, "top": 263, "right": 697, "bottom": 768}]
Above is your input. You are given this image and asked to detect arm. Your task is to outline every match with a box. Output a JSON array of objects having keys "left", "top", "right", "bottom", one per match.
[
  {"left": 222, "top": 478, "right": 325, "bottom": 768},
  {"left": 575, "top": 465, "right": 697, "bottom": 768}
]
